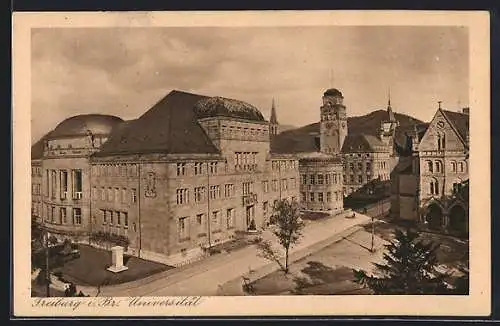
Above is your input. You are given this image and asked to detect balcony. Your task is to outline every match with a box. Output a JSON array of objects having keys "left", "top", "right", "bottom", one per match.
[
  {"left": 73, "top": 192, "right": 83, "bottom": 200},
  {"left": 242, "top": 193, "right": 257, "bottom": 206}
]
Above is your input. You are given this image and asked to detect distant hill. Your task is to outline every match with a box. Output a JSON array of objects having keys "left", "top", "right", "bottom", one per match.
[
  {"left": 271, "top": 109, "right": 425, "bottom": 154},
  {"left": 278, "top": 124, "right": 297, "bottom": 133}
]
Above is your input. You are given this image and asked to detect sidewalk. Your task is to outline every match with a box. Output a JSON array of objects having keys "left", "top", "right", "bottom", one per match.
[{"left": 79, "top": 211, "right": 373, "bottom": 296}]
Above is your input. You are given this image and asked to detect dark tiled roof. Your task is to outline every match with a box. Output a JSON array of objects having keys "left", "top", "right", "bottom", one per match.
[
  {"left": 48, "top": 114, "right": 124, "bottom": 138},
  {"left": 193, "top": 96, "right": 265, "bottom": 122},
  {"left": 341, "top": 134, "right": 385, "bottom": 153},
  {"left": 31, "top": 133, "right": 50, "bottom": 160},
  {"left": 95, "top": 90, "right": 221, "bottom": 156},
  {"left": 442, "top": 109, "right": 469, "bottom": 143},
  {"left": 270, "top": 123, "right": 320, "bottom": 154},
  {"left": 323, "top": 88, "right": 343, "bottom": 97}
]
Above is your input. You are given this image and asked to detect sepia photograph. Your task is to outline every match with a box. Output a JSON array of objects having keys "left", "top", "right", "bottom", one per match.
[{"left": 12, "top": 11, "right": 490, "bottom": 317}]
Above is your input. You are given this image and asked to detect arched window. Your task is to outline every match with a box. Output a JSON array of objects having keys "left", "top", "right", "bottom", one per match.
[
  {"left": 459, "top": 161, "right": 465, "bottom": 173},
  {"left": 427, "top": 160, "right": 433, "bottom": 173},
  {"left": 451, "top": 161, "right": 457, "bottom": 172},
  {"left": 435, "top": 160, "right": 442, "bottom": 173},
  {"left": 430, "top": 178, "right": 439, "bottom": 195},
  {"left": 437, "top": 134, "right": 441, "bottom": 151},
  {"left": 441, "top": 134, "right": 446, "bottom": 149}
]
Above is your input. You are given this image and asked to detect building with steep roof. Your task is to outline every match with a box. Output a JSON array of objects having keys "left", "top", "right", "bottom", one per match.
[
  {"left": 32, "top": 90, "right": 300, "bottom": 266},
  {"left": 390, "top": 104, "right": 469, "bottom": 235}
]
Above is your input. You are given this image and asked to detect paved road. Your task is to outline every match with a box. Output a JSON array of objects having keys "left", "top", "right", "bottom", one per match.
[{"left": 98, "top": 211, "right": 371, "bottom": 297}]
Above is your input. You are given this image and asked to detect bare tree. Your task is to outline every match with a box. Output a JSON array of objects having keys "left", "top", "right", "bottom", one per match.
[{"left": 258, "top": 198, "right": 304, "bottom": 274}]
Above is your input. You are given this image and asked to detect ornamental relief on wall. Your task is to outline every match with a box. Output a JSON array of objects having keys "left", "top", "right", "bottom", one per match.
[{"left": 145, "top": 171, "right": 157, "bottom": 198}]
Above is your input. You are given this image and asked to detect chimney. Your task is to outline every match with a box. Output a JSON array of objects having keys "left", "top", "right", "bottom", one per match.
[{"left": 462, "top": 107, "right": 470, "bottom": 115}]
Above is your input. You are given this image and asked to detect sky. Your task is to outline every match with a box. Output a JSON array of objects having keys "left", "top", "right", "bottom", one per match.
[{"left": 31, "top": 26, "right": 469, "bottom": 144}]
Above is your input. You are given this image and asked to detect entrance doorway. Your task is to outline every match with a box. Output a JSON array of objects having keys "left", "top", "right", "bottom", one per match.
[
  {"left": 426, "top": 203, "right": 443, "bottom": 230},
  {"left": 246, "top": 205, "right": 255, "bottom": 230}
]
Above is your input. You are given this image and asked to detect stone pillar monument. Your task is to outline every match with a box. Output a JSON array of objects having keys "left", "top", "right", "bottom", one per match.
[{"left": 107, "top": 246, "right": 129, "bottom": 273}]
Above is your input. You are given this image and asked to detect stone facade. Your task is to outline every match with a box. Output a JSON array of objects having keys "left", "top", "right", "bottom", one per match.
[
  {"left": 390, "top": 106, "right": 469, "bottom": 234},
  {"left": 299, "top": 153, "right": 344, "bottom": 213}
]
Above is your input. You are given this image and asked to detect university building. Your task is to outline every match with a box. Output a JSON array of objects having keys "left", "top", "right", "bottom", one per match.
[{"left": 32, "top": 90, "right": 300, "bottom": 266}]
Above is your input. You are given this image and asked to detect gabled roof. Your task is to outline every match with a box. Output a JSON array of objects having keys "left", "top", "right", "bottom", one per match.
[
  {"left": 95, "top": 90, "right": 221, "bottom": 156},
  {"left": 442, "top": 109, "right": 469, "bottom": 143},
  {"left": 341, "top": 134, "right": 385, "bottom": 153}
]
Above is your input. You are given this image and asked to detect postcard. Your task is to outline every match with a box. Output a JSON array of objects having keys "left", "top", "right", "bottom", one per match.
[{"left": 12, "top": 10, "right": 490, "bottom": 317}]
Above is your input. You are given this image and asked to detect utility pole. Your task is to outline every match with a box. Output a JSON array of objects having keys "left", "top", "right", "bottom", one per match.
[
  {"left": 44, "top": 228, "right": 50, "bottom": 297},
  {"left": 370, "top": 215, "right": 375, "bottom": 253}
]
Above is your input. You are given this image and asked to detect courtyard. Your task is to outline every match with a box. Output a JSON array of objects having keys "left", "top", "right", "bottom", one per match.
[{"left": 50, "top": 244, "right": 173, "bottom": 287}]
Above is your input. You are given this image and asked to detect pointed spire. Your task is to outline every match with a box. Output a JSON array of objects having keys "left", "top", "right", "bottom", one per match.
[
  {"left": 270, "top": 98, "right": 278, "bottom": 124},
  {"left": 438, "top": 101, "right": 442, "bottom": 109},
  {"left": 387, "top": 88, "right": 396, "bottom": 122}
]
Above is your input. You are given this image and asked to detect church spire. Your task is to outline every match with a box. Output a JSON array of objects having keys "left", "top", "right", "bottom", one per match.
[
  {"left": 387, "top": 88, "right": 396, "bottom": 122},
  {"left": 270, "top": 98, "right": 278, "bottom": 124}
]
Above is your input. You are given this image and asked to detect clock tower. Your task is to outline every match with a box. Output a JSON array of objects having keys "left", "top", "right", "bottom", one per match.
[{"left": 320, "top": 88, "right": 347, "bottom": 154}]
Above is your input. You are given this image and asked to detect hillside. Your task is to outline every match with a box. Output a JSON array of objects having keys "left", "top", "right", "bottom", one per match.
[{"left": 271, "top": 109, "right": 425, "bottom": 154}]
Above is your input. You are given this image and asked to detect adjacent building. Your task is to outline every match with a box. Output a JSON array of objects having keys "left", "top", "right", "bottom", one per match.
[{"left": 390, "top": 104, "right": 469, "bottom": 234}]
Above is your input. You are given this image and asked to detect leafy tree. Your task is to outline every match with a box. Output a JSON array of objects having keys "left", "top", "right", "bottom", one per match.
[
  {"left": 353, "top": 228, "right": 451, "bottom": 294},
  {"left": 258, "top": 198, "right": 304, "bottom": 274}
]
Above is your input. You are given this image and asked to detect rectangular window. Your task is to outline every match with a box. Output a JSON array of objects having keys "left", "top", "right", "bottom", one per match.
[
  {"left": 212, "top": 211, "right": 220, "bottom": 229},
  {"left": 107, "top": 187, "right": 113, "bottom": 202},
  {"left": 290, "top": 178, "right": 296, "bottom": 189},
  {"left": 272, "top": 180, "right": 278, "bottom": 192},
  {"left": 310, "top": 175, "right": 316, "bottom": 185},
  {"left": 178, "top": 217, "right": 189, "bottom": 240},
  {"left": 318, "top": 174, "right": 324, "bottom": 185},
  {"left": 51, "top": 206, "right": 55, "bottom": 223},
  {"left": 327, "top": 192, "right": 332, "bottom": 202},
  {"left": 60, "top": 207, "right": 67, "bottom": 224},
  {"left": 358, "top": 175, "right": 363, "bottom": 183},
  {"left": 262, "top": 180, "right": 269, "bottom": 193},
  {"left": 209, "top": 185, "right": 220, "bottom": 200},
  {"left": 310, "top": 192, "right": 315, "bottom": 202},
  {"left": 51, "top": 170, "right": 57, "bottom": 199},
  {"left": 358, "top": 163, "right": 363, "bottom": 170},
  {"left": 224, "top": 184, "right": 234, "bottom": 197},
  {"left": 109, "top": 211, "right": 114, "bottom": 225},
  {"left": 318, "top": 192, "right": 324, "bottom": 202},
  {"left": 101, "top": 187, "right": 106, "bottom": 201},
  {"left": 176, "top": 188, "right": 189, "bottom": 204},
  {"left": 209, "top": 162, "right": 218, "bottom": 175},
  {"left": 72, "top": 169, "right": 83, "bottom": 199},
  {"left": 350, "top": 163, "right": 354, "bottom": 170},
  {"left": 301, "top": 174, "right": 307, "bottom": 185},
  {"left": 114, "top": 188, "right": 120, "bottom": 202},
  {"left": 102, "top": 209, "right": 107, "bottom": 224},
  {"left": 263, "top": 201, "right": 269, "bottom": 215},
  {"left": 123, "top": 212, "right": 128, "bottom": 227},
  {"left": 194, "top": 186, "right": 206, "bottom": 202},
  {"left": 73, "top": 208, "right": 82, "bottom": 225},
  {"left": 281, "top": 179, "right": 288, "bottom": 191},
  {"left": 350, "top": 175, "right": 355, "bottom": 183},
  {"left": 45, "top": 170, "right": 49, "bottom": 196},
  {"left": 325, "top": 174, "right": 330, "bottom": 185},
  {"left": 116, "top": 211, "right": 121, "bottom": 225},
  {"left": 176, "top": 163, "right": 186, "bottom": 176},
  {"left": 301, "top": 192, "right": 306, "bottom": 202},
  {"left": 131, "top": 189, "right": 137, "bottom": 203},
  {"left": 194, "top": 162, "right": 203, "bottom": 175},
  {"left": 366, "top": 162, "right": 371, "bottom": 172},
  {"left": 243, "top": 182, "right": 253, "bottom": 195},
  {"left": 121, "top": 188, "right": 127, "bottom": 203},
  {"left": 226, "top": 208, "right": 234, "bottom": 229},
  {"left": 60, "top": 170, "right": 68, "bottom": 199},
  {"left": 91, "top": 186, "right": 97, "bottom": 200}
]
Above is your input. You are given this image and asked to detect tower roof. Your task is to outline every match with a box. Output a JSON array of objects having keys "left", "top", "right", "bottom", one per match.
[
  {"left": 323, "top": 88, "right": 343, "bottom": 97},
  {"left": 270, "top": 98, "right": 278, "bottom": 124}
]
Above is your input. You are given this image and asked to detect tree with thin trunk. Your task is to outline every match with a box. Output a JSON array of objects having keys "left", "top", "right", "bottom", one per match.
[{"left": 258, "top": 198, "right": 304, "bottom": 274}]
